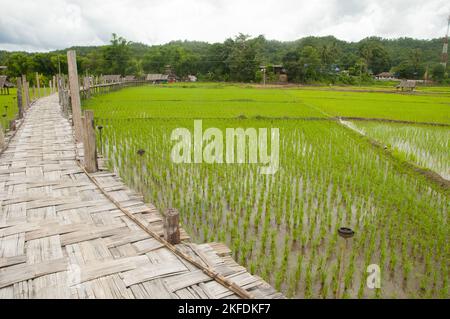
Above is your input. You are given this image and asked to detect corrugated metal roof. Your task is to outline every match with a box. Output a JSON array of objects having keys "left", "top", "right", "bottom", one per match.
[
  {"left": 101, "top": 75, "right": 122, "bottom": 82},
  {"left": 146, "top": 74, "right": 169, "bottom": 81}
]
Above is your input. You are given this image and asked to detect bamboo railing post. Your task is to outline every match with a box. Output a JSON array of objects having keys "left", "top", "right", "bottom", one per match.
[
  {"left": 57, "top": 75, "right": 62, "bottom": 104},
  {"left": 0, "top": 124, "right": 4, "bottom": 149},
  {"left": 21, "top": 75, "right": 29, "bottom": 109},
  {"left": 35, "top": 72, "right": 41, "bottom": 98},
  {"left": 87, "top": 76, "right": 91, "bottom": 98},
  {"left": 16, "top": 78, "right": 24, "bottom": 119},
  {"left": 27, "top": 81, "right": 30, "bottom": 108},
  {"left": 67, "top": 50, "right": 83, "bottom": 142},
  {"left": 62, "top": 89, "right": 67, "bottom": 116},
  {"left": 82, "top": 110, "right": 98, "bottom": 173},
  {"left": 9, "top": 120, "right": 16, "bottom": 131},
  {"left": 164, "top": 208, "right": 181, "bottom": 245},
  {"left": 63, "top": 88, "right": 70, "bottom": 118},
  {"left": 83, "top": 76, "right": 91, "bottom": 99}
]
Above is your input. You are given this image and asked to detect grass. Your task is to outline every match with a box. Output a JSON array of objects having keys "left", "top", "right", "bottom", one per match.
[
  {"left": 289, "top": 89, "right": 450, "bottom": 124},
  {"left": 83, "top": 83, "right": 449, "bottom": 299},
  {"left": 0, "top": 88, "right": 19, "bottom": 130},
  {"left": 83, "top": 84, "right": 450, "bottom": 123},
  {"left": 83, "top": 85, "right": 325, "bottom": 119}
]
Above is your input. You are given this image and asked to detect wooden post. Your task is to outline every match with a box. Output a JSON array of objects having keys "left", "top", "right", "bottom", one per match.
[
  {"left": 0, "top": 124, "right": 4, "bottom": 149},
  {"left": 67, "top": 50, "right": 83, "bottom": 142},
  {"left": 16, "top": 78, "right": 23, "bottom": 119},
  {"left": 36, "top": 72, "right": 41, "bottom": 98},
  {"left": 22, "top": 75, "right": 29, "bottom": 109},
  {"left": 84, "top": 76, "right": 91, "bottom": 99},
  {"left": 62, "top": 88, "right": 70, "bottom": 118},
  {"left": 26, "top": 82, "right": 30, "bottom": 108},
  {"left": 57, "top": 75, "right": 62, "bottom": 104},
  {"left": 22, "top": 81, "right": 27, "bottom": 110},
  {"left": 9, "top": 119, "right": 16, "bottom": 131},
  {"left": 82, "top": 110, "right": 98, "bottom": 173},
  {"left": 164, "top": 208, "right": 180, "bottom": 245},
  {"left": 61, "top": 88, "right": 66, "bottom": 114}
]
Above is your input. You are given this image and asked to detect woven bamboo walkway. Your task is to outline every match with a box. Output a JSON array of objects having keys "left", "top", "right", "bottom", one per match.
[{"left": 0, "top": 94, "right": 282, "bottom": 299}]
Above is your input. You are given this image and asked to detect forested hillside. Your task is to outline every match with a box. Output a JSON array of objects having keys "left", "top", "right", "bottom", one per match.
[{"left": 1, "top": 33, "right": 448, "bottom": 84}]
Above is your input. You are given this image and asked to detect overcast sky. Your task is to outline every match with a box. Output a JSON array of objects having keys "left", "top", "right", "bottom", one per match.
[{"left": 1, "top": 0, "right": 449, "bottom": 52}]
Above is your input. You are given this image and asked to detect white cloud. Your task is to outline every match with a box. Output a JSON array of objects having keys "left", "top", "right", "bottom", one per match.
[{"left": 0, "top": 0, "right": 449, "bottom": 52}]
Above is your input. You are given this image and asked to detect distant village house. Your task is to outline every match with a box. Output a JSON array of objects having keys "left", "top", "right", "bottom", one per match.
[
  {"left": 101, "top": 75, "right": 122, "bottom": 84},
  {"left": 272, "top": 65, "right": 288, "bottom": 82},
  {"left": 123, "top": 75, "right": 136, "bottom": 82},
  {"left": 146, "top": 74, "right": 169, "bottom": 84},
  {"left": 260, "top": 65, "right": 288, "bottom": 83},
  {"left": 187, "top": 75, "right": 197, "bottom": 82},
  {"left": 375, "top": 72, "right": 397, "bottom": 81}
]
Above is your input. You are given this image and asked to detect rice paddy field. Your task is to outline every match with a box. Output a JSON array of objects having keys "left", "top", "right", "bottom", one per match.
[
  {"left": 0, "top": 88, "right": 19, "bottom": 130},
  {"left": 82, "top": 83, "right": 449, "bottom": 299}
]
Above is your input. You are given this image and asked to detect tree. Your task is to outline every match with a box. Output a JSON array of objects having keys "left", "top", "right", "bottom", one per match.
[
  {"left": 320, "top": 42, "right": 339, "bottom": 72},
  {"left": 358, "top": 40, "right": 390, "bottom": 74},
  {"left": 298, "top": 46, "right": 321, "bottom": 82},
  {"left": 126, "top": 58, "right": 144, "bottom": 77},
  {"left": 102, "top": 33, "right": 131, "bottom": 75},
  {"left": 5, "top": 53, "right": 32, "bottom": 77},
  {"left": 393, "top": 61, "right": 424, "bottom": 79},
  {"left": 282, "top": 51, "right": 301, "bottom": 82},
  {"left": 50, "top": 54, "right": 67, "bottom": 75},
  {"left": 1, "top": 34, "right": 446, "bottom": 83},
  {"left": 226, "top": 34, "right": 260, "bottom": 82},
  {"left": 142, "top": 48, "right": 167, "bottom": 74},
  {"left": 282, "top": 46, "right": 323, "bottom": 83},
  {"left": 393, "top": 49, "right": 426, "bottom": 79},
  {"left": 407, "top": 49, "right": 425, "bottom": 79},
  {"left": 82, "top": 51, "right": 104, "bottom": 75},
  {"left": 202, "top": 43, "right": 231, "bottom": 81},
  {"left": 431, "top": 64, "right": 446, "bottom": 82},
  {"left": 369, "top": 45, "right": 390, "bottom": 74}
]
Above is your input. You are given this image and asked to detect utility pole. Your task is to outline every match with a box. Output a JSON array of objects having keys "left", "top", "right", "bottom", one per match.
[
  {"left": 441, "top": 15, "right": 450, "bottom": 68},
  {"left": 260, "top": 66, "right": 266, "bottom": 86},
  {"left": 58, "top": 55, "right": 61, "bottom": 76}
]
